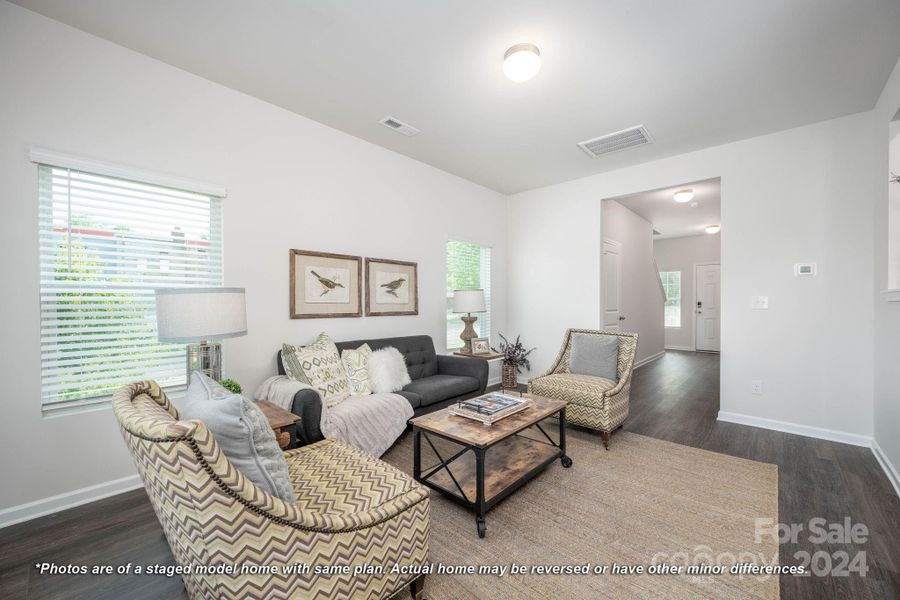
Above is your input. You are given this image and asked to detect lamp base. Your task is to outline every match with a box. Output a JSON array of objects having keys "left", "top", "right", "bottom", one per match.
[
  {"left": 186, "top": 342, "right": 222, "bottom": 383},
  {"left": 459, "top": 314, "right": 478, "bottom": 354}
]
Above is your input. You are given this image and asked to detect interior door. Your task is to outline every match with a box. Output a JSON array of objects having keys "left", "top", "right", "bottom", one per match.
[
  {"left": 695, "top": 263, "right": 720, "bottom": 352},
  {"left": 602, "top": 240, "right": 623, "bottom": 330}
]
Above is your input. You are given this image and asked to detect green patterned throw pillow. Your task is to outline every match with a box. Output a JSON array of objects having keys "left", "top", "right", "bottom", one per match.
[
  {"left": 341, "top": 343, "right": 373, "bottom": 396},
  {"left": 282, "top": 333, "right": 351, "bottom": 408}
]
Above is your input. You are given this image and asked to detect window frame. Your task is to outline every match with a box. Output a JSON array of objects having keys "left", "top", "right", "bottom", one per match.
[
  {"left": 33, "top": 150, "right": 226, "bottom": 415},
  {"left": 445, "top": 238, "right": 492, "bottom": 352},
  {"left": 659, "top": 270, "right": 682, "bottom": 329}
]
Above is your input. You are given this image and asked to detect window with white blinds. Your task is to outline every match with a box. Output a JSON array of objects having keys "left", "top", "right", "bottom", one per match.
[
  {"left": 446, "top": 240, "right": 492, "bottom": 350},
  {"left": 38, "top": 165, "right": 224, "bottom": 413}
]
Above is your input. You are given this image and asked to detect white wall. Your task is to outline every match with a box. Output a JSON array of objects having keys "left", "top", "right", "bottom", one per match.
[
  {"left": 601, "top": 201, "right": 665, "bottom": 363},
  {"left": 654, "top": 234, "right": 721, "bottom": 350},
  {"left": 888, "top": 122, "right": 900, "bottom": 288},
  {"left": 509, "top": 110, "right": 879, "bottom": 441},
  {"left": 0, "top": 2, "right": 508, "bottom": 514},
  {"left": 873, "top": 56, "right": 900, "bottom": 494}
]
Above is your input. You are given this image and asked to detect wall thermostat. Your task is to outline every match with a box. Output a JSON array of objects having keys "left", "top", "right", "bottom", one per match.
[{"left": 794, "top": 263, "right": 816, "bottom": 277}]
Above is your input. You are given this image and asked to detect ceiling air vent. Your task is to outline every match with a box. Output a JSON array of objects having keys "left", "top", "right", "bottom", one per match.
[
  {"left": 379, "top": 116, "right": 420, "bottom": 137},
  {"left": 577, "top": 125, "right": 653, "bottom": 158}
]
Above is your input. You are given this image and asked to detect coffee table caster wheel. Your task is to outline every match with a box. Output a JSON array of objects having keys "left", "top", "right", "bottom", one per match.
[
  {"left": 560, "top": 455, "right": 573, "bottom": 468},
  {"left": 477, "top": 518, "right": 486, "bottom": 538}
]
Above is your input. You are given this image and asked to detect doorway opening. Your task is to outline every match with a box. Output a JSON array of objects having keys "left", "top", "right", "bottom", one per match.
[{"left": 600, "top": 177, "right": 721, "bottom": 366}]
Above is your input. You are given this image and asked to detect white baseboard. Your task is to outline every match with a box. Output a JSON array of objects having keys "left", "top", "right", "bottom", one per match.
[
  {"left": 871, "top": 439, "right": 900, "bottom": 499},
  {"left": 665, "top": 345, "right": 695, "bottom": 351},
  {"left": 634, "top": 350, "right": 665, "bottom": 369},
  {"left": 487, "top": 376, "right": 500, "bottom": 387},
  {"left": 0, "top": 474, "right": 142, "bottom": 529},
  {"left": 717, "top": 411, "right": 872, "bottom": 447}
]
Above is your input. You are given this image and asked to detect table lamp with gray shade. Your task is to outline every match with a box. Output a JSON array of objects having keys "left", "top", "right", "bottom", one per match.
[
  {"left": 452, "top": 289, "right": 486, "bottom": 354},
  {"left": 155, "top": 287, "right": 247, "bottom": 383}
]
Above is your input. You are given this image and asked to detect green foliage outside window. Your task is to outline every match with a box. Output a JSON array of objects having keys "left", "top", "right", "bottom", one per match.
[{"left": 446, "top": 240, "right": 491, "bottom": 349}]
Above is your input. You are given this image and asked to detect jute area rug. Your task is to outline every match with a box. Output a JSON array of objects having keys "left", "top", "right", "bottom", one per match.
[{"left": 382, "top": 428, "right": 779, "bottom": 600}]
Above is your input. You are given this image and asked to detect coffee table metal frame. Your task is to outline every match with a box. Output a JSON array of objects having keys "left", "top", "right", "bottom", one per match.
[{"left": 412, "top": 406, "right": 571, "bottom": 538}]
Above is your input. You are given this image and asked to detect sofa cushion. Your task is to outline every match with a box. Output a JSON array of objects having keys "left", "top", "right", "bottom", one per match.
[
  {"left": 175, "top": 372, "right": 296, "bottom": 503},
  {"left": 336, "top": 335, "right": 437, "bottom": 380},
  {"left": 404, "top": 374, "right": 480, "bottom": 406},
  {"left": 395, "top": 390, "right": 423, "bottom": 409},
  {"left": 285, "top": 438, "right": 421, "bottom": 514},
  {"left": 569, "top": 333, "right": 619, "bottom": 381},
  {"left": 528, "top": 372, "right": 617, "bottom": 409}
]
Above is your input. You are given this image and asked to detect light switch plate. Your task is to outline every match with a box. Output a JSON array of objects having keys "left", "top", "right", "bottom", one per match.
[{"left": 751, "top": 295, "right": 769, "bottom": 309}]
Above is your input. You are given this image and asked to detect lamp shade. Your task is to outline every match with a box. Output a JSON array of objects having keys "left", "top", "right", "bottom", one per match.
[
  {"left": 155, "top": 287, "right": 247, "bottom": 343},
  {"left": 452, "top": 289, "right": 486, "bottom": 313}
]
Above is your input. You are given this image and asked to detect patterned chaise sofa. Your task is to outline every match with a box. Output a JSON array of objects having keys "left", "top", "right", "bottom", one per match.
[
  {"left": 528, "top": 329, "right": 638, "bottom": 449},
  {"left": 112, "top": 380, "right": 430, "bottom": 600}
]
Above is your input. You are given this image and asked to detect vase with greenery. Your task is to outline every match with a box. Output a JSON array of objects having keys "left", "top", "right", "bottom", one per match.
[{"left": 492, "top": 333, "right": 535, "bottom": 390}]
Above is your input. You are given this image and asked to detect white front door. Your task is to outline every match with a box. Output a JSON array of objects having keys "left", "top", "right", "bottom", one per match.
[
  {"left": 602, "top": 240, "right": 623, "bottom": 330},
  {"left": 695, "top": 263, "right": 720, "bottom": 352}
]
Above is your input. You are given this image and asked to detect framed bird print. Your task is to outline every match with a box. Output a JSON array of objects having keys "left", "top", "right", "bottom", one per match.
[
  {"left": 289, "top": 249, "right": 362, "bottom": 318},
  {"left": 365, "top": 257, "right": 418, "bottom": 316}
]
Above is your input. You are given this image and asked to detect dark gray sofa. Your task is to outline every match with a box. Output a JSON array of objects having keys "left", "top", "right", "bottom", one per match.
[{"left": 277, "top": 335, "right": 488, "bottom": 445}]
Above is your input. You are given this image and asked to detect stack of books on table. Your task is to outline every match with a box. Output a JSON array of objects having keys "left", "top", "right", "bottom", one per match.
[{"left": 449, "top": 392, "right": 532, "bottom": 426}]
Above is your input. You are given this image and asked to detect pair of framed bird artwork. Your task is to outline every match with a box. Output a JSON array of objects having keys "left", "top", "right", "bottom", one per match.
[{"left": 289, "top": 249, "right": 418, "bottom": 319}]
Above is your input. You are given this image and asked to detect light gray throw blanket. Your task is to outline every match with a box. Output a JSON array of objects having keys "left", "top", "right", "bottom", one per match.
[{"left": 254, "top": 375, "right": 412, "bottom": 457}]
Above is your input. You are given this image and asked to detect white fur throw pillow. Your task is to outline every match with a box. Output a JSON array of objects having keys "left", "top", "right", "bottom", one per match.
[{"left": 366, "top": 347, "right": 411, "bottom": 393}]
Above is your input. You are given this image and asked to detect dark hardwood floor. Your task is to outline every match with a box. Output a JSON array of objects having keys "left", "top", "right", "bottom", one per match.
[
  {"left": 623, "top": 351, "right": 900, "bottom": 600},
  {"left": 1, "top": 350, "right": 898, "bottom": 599}
]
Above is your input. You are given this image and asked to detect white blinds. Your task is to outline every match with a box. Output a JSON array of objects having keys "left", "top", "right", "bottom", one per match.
[
  {"left": 38, "top": 165, "right": 224, "bottom": 413},
  {"left": 446, "top": 240, "right": 492, "bottom": 350}
]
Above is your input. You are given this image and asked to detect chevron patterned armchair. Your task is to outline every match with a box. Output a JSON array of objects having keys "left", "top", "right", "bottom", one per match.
[
  {"left": 527, "top": 329, "right": 638, "bottom": 449},
  {"left": 113, "top": 381, "right": 430, "bottom": 600}
]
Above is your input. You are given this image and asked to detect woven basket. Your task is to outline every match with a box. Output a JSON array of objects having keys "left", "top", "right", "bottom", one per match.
[{"left": 502, "top": 364, "right": 518, "bottom": 389}]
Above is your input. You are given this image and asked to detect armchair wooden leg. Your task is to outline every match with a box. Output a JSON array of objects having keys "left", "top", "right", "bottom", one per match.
[
  {"left": 601, "top": 431, "right": 610, "bottom": 450},
  {"left": 409, "top": 574, "right": 426, "bottom": 600}
]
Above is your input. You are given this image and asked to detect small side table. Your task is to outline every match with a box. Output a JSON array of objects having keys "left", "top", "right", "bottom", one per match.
[
  {"left": 256, "top": 400, "right": 301, "bottom": 450},
  {"left": 452, "top": 351, "right": 504, "bottom": 360}
]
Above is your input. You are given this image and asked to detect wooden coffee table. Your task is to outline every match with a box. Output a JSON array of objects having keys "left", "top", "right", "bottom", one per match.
[{"left": 410, "top": 394, "right": 570, "bottom": 538}]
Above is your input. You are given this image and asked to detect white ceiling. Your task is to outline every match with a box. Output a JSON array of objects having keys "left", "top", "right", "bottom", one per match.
[
  {"left": 12, "top": 0, "right": 900, "bottom": 194},
  {"left": 611, "top": 178, "right": 721, "bottom": 240}
]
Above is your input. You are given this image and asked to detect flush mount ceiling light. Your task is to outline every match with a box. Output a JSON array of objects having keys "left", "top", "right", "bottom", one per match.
[
  {"left": 705, "top": 224, "right": 721, "bottom": 234},
  {"left": 503, "top": 43, "right": 541, "bottom": 82},
  {"left": 673, "top": 189, "right": 694, "bottom": 203}
]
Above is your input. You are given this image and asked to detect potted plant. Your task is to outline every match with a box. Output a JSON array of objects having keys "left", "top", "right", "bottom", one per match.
[
  {"left": 493, "top": 333, "right": 535, "bottom": 390},
  {"left": 218, "top": 378, "right": 242, "bottom": 394}
]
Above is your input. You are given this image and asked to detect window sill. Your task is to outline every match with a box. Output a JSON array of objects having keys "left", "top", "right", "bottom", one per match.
[
  {"left": 664, "top": 326, "right": 682, "bottom": 330},
  {"left": 42, "top": 401, "right": 112, "bottom": 419},
  {"left": 881, "top": 289, "right": 900, "bottom": 302}
]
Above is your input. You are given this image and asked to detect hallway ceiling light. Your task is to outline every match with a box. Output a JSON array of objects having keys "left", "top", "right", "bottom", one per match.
[
  {"left": 503, "top": 43, "right": 541, "bottom": 82},
  {"left": 705, "top": 224, "right": 721, "bottom": 234},
  {"left": 673, "top": 189, "right": 694, "bottom": 203}
]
